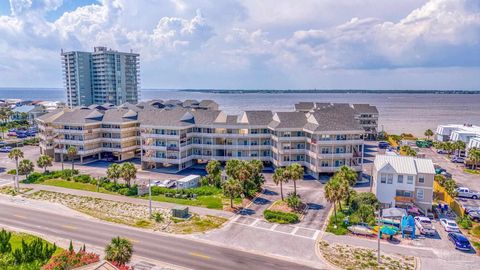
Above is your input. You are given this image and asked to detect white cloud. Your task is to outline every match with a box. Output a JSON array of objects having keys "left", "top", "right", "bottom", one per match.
[{"left": 0, "top": 0, "right": 479, "bottom": 89}]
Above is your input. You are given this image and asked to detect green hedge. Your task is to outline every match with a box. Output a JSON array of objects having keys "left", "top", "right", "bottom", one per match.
[
  {"left": 150, "top": 185, "right": 221, "bottom": 196},
  {"left": 263, "top": 210, "right": 299, "bottom": 224}
]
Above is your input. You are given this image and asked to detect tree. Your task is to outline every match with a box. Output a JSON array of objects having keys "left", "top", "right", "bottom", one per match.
[
  {"left": 37, "top": 155, "right": 53, "bottom": 173},
  {"left": 235, "top": 161, "right": 253, "bottom": 196},
  {"left": 107, "top": 163, "right": 122, "bottom": 185},
  {"left": 222, "top": 178, "right": 242, "bottom": 208},
  {"left": 467, "top": 147, "right": 480, "bottom": 169},
  {"left": 104, "top": 237, "right": 133, "bottom": 266},
  {"left": 120, "top": 162, "right": 137, "bottom": 187},
  {"left": 205, "top": 160, "right": 222, "bottom": 187},
  {"left": 0, "top": 229, "right": 12, "bottom": 253},
  {"left": 424, "top": 129, "right": 434, "bottom": 140},
  {"left": 18, "top": 159, "right": 34, "bottom": 176},
  {"left": 248, "top": 159, "right": 265, "bottom": 190},
  {"left": 225, "top": 159, "right": 241, "bottom": 179},
  {"left": 8, "top": 148, "right": 23, "bottom": 191},
  {"left": 337, "top": 166, "right": 358, "bottom": 186},
  {"left": 400, "top": 145, "right": 416, "bottom": 157},
  {"left": 273, "top": 167, "right": 288, "bottom": 200},
  {"left": 453, "top": 140, "right": 466, "bottom": 157},
  {"left": 67, "top": 146, "right": 78, "bottom": 170},
  {"left": 325, "top": 177, "right": 342, "bottom": 226},
  {"left": 286, "top": 163, "right": 303, "bottom": 195}
]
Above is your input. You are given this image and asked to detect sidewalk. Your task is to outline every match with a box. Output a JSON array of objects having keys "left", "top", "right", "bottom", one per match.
[{"left": 21, "top": 183, "right": 234, "bottom": 219}]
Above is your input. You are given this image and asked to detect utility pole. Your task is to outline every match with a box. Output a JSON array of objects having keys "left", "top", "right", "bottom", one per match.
[
  {"left": 148, "top": 179, "right": 152, "bottom": 218},
  {"left": 377, "top": 210, "right": 382, "bottom": 264}
]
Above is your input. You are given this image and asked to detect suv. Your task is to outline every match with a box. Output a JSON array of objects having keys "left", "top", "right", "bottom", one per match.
[
  {"left": 451, "top": 156, "right": 465, "bottom": 163},
  {"left": 467, "top": 210, "right": 480, "bottom": 222}
]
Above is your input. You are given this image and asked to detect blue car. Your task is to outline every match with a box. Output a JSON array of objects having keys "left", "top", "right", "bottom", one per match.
[
  {"left": 448, "top": 232, "right": 472, "bottom": 251},
  {"left": 16, "top": 133, "right": 27, "bottom": 139},
  {"left": 378, "top": 141, "right": 390, "bottom": 149}
]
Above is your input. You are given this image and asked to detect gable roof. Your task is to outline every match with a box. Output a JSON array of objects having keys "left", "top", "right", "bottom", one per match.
[{"left": 374, "top": 155, "right": 435, "bottom": 175}]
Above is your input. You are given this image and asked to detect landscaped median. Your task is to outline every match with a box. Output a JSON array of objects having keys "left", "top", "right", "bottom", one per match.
[
  {"left": 318, "top": 241, "right": 415, "bottom": 270},
  {"left": 25, "top": 190, "right": 226, "bottom": 234},
  {"left": 23, "top": 170, "right": 224, "bottom": 210},
  {"left": 263, "top": 197, "right": 303, "bottom": 224}
]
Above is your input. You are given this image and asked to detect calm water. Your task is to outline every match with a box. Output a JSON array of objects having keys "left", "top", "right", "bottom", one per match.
[{"left": 1, "top": 88, "right": 479, "bottom": 136}]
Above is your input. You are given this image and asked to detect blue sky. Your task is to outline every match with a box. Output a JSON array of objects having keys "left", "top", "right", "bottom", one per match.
[{"left": 0, "top": 0, "right": 479, "bottom": 90}]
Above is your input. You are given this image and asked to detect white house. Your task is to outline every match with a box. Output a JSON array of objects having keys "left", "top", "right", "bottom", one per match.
[
  {"left": 372, "top": 155, "right": 435, "bottom": 213},
  {"left": 436, "top": 124, "right": 480, "bottom": 144}
]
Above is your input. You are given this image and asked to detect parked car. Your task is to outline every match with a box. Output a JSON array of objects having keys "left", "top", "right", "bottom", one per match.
[
  {"left": 456, "top": 187, "right": 480, "bottom": 199},
  {"left": 451, "top": 156, "right": 465, "bottom": 163},
  {"left": 440, "top": 171, "right": 452, "bottom": 179},
  {"left": 437, "top": 149, "right": 447, "bottom": 154},
  {"left": 448, "top": 232, "right": 472, "bottom": 251},
  {"left": 440, "top": 218, "right": 460, "bottom": 232},
  {"left": 158, "top": 179, "right": 176, "bottom": 188},
  {"left": 0, "top": 146, "right": 12, "bottom": 153},
  {"left": 26, "top": 131, "right": 36, "bottom": 137},
  {"left": 467, "top": 210, "right": 480, "bottom": 222},
  {"left": 434, "top": 165, "right": 446, "bottom": 174},
  {"left": 16, "top": 133, "right": 27, "bottom": 139},
  {"left": 7, "top": 131, "right": 16, "bottom": 137},
  {"left": 414, "top": 216, "right": 436, "bottom": 236}
]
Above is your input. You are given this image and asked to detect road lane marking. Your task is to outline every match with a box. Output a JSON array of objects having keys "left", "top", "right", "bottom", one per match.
[
  {"left": 125, "top": 237, "right": 140, "bottom": 244},
  {"left": 61, "top": 225, "right": 77, "bottom": 230},
  {"left": 189, "top": 252, "right": 210, "bottom": 259},
  {"left": 13, "top": 214, "right": 28, "bottom": 219}
]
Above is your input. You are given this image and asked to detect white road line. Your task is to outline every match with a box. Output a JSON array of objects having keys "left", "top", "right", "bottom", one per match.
[
  {"left": 270, "top": 224, "right": 279, "bottom": 231},
  {"left": 250, "top": 218, "right": 260, "bottom": 226},
  {"left": 312, "top": 230, "right": 320, "bottom": 240},
  {"left": 290, "top": 227, "right": 299, "bottom": 235},
  {"left": 230, "top": 220, "right": 318, "bottom": 240}
]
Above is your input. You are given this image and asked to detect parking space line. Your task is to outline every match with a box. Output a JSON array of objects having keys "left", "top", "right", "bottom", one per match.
[
  {"left": 312, "top": 230, "right": 320, "bottom": 240},
  {"left": 231, "top": 218, "right": 320, "bottom": 240},
  {"left": 290, "top": 227, "right": 299, "bottom": 235},
  {"left": 270, "top": 224, "right": 278, "bottom": 231}
]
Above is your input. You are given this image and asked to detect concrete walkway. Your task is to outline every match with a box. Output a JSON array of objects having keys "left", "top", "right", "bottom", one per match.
[{"left": 21, "top": 183, "right": 234, "bottom": 219}]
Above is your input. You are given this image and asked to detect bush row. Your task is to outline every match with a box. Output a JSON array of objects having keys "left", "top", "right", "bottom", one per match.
[
  {"left": 263, "top": 210, "right": 299, "bottom": 224},
  {"left": 150, "top": 185, "right": 221, "bottom": 197}
]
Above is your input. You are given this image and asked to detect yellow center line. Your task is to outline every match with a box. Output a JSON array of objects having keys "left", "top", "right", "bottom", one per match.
[
  {"left": 189, "top": 252, "right": 211, "bottom": 260},
  {"left": 61, "top": 225, "right": 77, "bottom": 230},
  {"left": 13, "top": 214, "right": 27, "bottom": 219}
]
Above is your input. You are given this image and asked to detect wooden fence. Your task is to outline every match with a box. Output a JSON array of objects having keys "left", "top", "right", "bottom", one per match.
[{"left": 433, "top": 181, "right": 464, "bottom": 217}]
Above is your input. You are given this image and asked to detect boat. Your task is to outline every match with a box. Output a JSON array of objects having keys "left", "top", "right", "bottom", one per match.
[{"left": 348, "top": 225, "right": 375, "bottom": 236}]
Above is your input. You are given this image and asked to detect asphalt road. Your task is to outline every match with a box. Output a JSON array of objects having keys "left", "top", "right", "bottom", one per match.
[{"left": 0, "top": 203, "right": 320, "bottom": 270}]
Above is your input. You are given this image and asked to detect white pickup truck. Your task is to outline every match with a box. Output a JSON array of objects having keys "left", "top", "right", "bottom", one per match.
[{"left": 456, "top": 187, "right": 480, "bottom": 199}]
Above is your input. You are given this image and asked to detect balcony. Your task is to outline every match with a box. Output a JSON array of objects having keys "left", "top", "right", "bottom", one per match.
[
  {"left": 141, "top": 133, "right": 178, "bottom": 139},
  {"left": 187, "top": 132, "right": 271, "bottom": 139},
  {"left": 395, "top": 196, "right": 415, "bottom": 204},
  {"left": 312, "top": 139, "right": 363, "bottom": 146}
]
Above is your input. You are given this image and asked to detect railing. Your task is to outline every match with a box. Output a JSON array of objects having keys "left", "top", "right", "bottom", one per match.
[{"left": 394, "top": 196, "right": 415, "bottom": 204}]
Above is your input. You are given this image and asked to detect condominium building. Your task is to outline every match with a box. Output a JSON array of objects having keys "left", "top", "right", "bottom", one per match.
[
  {"left": 37, "top": 100, "right": 369, "bottom": 179},
  {"left": 62, "top": 47, "right": 140, "bottom": 107},
  {"left": 294, "top": 102, "right": 379, "bottom": 140},
  {"left": 436, "top": 124, "right": 480, "bottom": 144},
  {"left": 372, "top": 155, "right": 435, "bottom": 212}
]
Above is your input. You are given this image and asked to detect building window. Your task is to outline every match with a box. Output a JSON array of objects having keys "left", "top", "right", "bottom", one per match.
[
  {"left": 380, "top": 174, "right": 386, "bottom": 184},
  {"left": 407, "top": 176, "right": 414, "bottom": 184},
  {"left": 321, "top": 161, "right": 329, "bottom": 167},
  {"left": 397, "top": 175, "right": 403, "bottom": 184},
  {"left": 419, "top": 176, "right": 425, "bottom": 183},
  {"left": 387, "top": 174, "right": 393, "bottom": 184},
  {"left": 416, "top": 189, "right": 424, "bottom": 200}
]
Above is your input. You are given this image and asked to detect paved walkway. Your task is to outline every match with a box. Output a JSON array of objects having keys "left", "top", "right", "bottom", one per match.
[{"left": 21, "top": 183, "right": 234, "bottom": 219}]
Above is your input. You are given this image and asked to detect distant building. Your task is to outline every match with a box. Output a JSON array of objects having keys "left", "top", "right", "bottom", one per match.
[
  {"left": 372, "top": 154, "right": 435, "bottom": 212},
  {"left": 61, "top": 47, "right": 140, "bottom": 107},
  {"left": 435, "top": 124, "right": 480, "bottom": 144}
]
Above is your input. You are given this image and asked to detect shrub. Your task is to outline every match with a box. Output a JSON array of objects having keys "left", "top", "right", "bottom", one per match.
[
  {"left": 472, "top": 225, "right": 480, "bottom": 237},
  {"left": 456, "top": 216, "right": 472, "bottom": 229},
  {"left": 42, "top": 250, "right": 100, "bottom": 270},
  {"left": 7, "top": 169, "right": 16, "bottom": 175},
  {"left": 351, "top": 192, "right": 379, "bottom": 211},
  {"left": 25, "top": 172, "right": 43, "bottom": 183},
  {"left": 72, "top": 174, "right": 91, "bottom": 183},
  {"left": 117, "top": 186, "right": 138, "bottom": 196},
  {"left": 286, "top": 192, "right": 302, "bottom": 210},
  {"left": 150, "top": 185, "right": 221, "bottom": 197},
  {"left": 263, "top": 210, "right": 299, "bottom": 224},
  {"left": 152, "top": 212, "right": 164, "bottom": 223}
]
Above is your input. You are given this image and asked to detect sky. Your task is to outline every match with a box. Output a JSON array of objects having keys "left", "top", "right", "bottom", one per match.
[{"left": 0, "top": 0, "right": 479, "bottom": 90}]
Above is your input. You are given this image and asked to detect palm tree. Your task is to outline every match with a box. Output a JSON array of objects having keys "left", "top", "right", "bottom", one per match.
[
  {"left": 453, "top": 140, "right": 466, "bottom": 157},
  {"left": 120, "top": 162, "right": 137, "bottom": 187},
  {"left": 286, "top": 163, "right": 303, "bottom": 195},
  {"left": 104, "top": 237, "right": 133, "bottom": 266},
  {"left": 37, "top": 155, "right": 53, "bottom": 173},
  {"left": 225, "top": 159, "right": 241, "bottom": 179},
  {"left": 107, "top": 163, "right": 122, "bottom": 185},
  {"left": 236, "top": 161, "right": 252, "bottom": 196},
  {"left": 424, "top": 129, "right": 434, "bottom": 140},
  {"left": 8, "top": 148, "right": 23, "bottom": 191},
  {"left": 325, "top": 177, "right": 342, "bottom": 226},
  {"left": 467, "top": 147, "right": 480, "bottom": 169},
  {"left": 67, "top": 146, "right": 77, "bottom": 170},
  {"left": 205, "top": 160, "right": 222, "bottom": 187},
  {"left": 18, "top": 159, "right": 34, "bottom": 177},
  {"left": 273, "top": 167, "right": 288, "bottom": 200},
  {"left": 337, "top": 165, "right": 358, "bottom": 186},
  {"left": 222, "top": 178, "right": 242, "bottom": 208}
]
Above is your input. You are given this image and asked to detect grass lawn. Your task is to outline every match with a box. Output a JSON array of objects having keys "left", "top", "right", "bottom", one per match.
[
  {"left": 326, "top": 211, "right": 349, "bottom": 235},
  {"left": 147, "top": 194, "right": 223, "bottom": 209},
  {"left": 464, "top": 168, "right": 480, "bottom": 175},
  {"left": 9, "top": 230, "right": 63, "bottom": 255},
  {"left": 42, "top": 179, "right": 116, "bottom": 194}
]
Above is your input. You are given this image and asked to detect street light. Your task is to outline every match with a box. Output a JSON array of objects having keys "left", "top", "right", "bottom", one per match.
[
  {"left": 148, "top": 179, "right": 152, "bottom": 218},
  {"left": 376, "top": 209, "right": 383, "bottom": 264}
]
